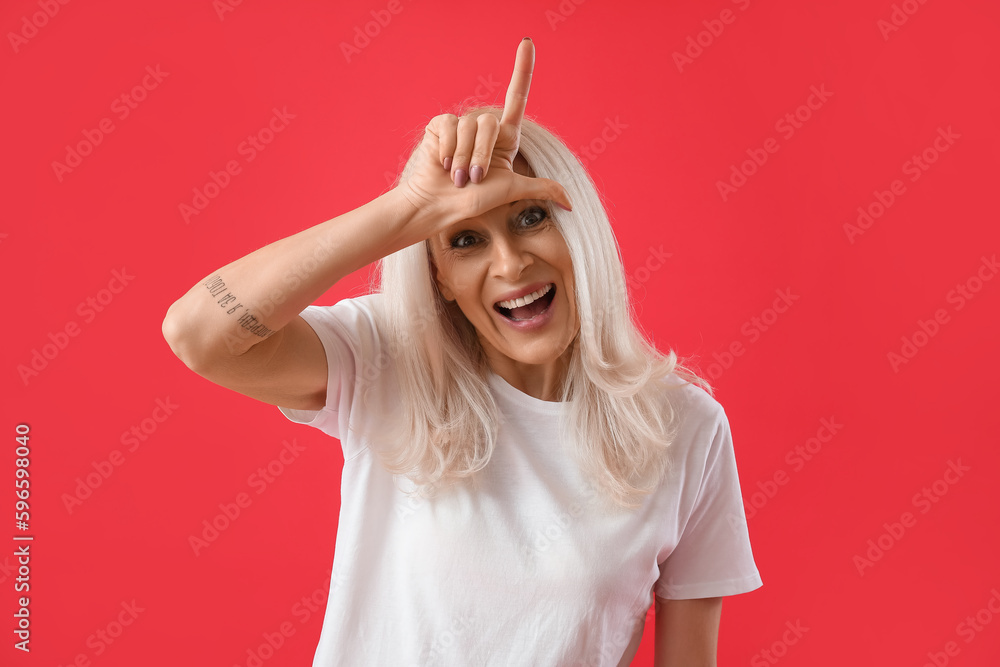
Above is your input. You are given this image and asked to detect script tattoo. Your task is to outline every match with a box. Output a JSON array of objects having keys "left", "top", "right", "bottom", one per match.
[{"left": 203, "top": 275, "right": 275, "bottom": 338}]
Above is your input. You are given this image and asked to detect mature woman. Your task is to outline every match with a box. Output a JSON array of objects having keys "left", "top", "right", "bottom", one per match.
[{"left": 163, "top": 38, "right": 761, "bottom": 666}]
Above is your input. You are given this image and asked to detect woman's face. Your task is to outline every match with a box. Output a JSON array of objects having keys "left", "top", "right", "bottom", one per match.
[{"left": 428, "top": 155, "right": 580, "bottom": 377}]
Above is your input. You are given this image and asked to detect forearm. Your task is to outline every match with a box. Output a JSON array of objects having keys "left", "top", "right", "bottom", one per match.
[{"left": 163, "top": 187, "right": 424, "bottom": 365}]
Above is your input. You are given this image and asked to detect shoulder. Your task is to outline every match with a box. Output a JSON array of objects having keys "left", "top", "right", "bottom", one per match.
[
  {"left": 660, "top": 373, "right": 727, "bottom": 434},
  {"left": 298, "top": 293, "right": 385, "bottom": 338},
  {"left": 301, "top": 292, "right": 384, "bottom": 321},
  {"left": 290, "top": 294, "right": 391, "bottom": 373},
  {"left": 654, "top": 373, "right": 734, "bottom": 480}
]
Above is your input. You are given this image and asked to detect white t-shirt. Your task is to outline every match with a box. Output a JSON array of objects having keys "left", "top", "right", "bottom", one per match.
[{"left": 278, "top": 294, "right": 762, "bottom": 666}]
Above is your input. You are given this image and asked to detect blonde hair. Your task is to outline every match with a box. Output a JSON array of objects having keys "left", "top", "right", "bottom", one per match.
[{"left": 366, "top": 105, "right": 711, "bottom": 510}]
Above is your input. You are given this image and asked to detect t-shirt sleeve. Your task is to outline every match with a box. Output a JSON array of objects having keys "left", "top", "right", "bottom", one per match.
[
  {"left": 655, "top": 407, "right": 763, "bottom": 599},
  {"left": 275, "top": 295, "right": 388, "bottom": 461}
]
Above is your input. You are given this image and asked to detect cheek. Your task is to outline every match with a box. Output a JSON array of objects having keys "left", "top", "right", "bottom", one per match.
[{"left": 446, "top": 261, "right": 489, "bottom": 303}]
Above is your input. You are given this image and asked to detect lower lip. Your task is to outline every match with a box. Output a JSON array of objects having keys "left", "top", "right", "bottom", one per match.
[{"left": 493, "top": 286, "right": 556, "bottom": 332}]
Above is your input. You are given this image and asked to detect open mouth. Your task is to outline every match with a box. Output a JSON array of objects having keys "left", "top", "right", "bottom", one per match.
[{"left": 493, "top": 284, "right": 556, "bottom": 322}]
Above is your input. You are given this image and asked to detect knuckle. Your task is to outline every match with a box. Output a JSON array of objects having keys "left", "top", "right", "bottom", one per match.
[
  {"left": 429, "top": 113, "right": 452, "bottom": 129},
  {"left": 476, "top": 113, "right": 499, "bottom": 129}
]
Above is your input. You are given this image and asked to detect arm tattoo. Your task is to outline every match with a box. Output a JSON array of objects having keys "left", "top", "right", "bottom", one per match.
[{"left": 203, "top": 274, "right": 275, "bottom": 338}]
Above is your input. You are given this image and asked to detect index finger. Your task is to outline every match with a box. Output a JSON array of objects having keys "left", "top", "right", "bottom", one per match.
[{"left": 499, "top": 38, "right": 534, "bottom": 131}]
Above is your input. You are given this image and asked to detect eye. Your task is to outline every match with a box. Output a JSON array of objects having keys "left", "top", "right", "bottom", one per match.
[
  {"left": 449, "top": 232, "right": 479, "bottom": 249},
  {"left": 518, "top": 205, "right": 548, "bottom": 229}
]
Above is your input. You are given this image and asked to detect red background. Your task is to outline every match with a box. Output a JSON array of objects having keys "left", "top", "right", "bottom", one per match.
[{"left": 4, "top": 0, "right": 999, "bottom": 665}]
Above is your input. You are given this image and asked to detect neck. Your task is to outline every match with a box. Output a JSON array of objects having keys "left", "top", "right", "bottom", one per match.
[{"left": 485, "top": 345, "right": 575, "bottom": 403}]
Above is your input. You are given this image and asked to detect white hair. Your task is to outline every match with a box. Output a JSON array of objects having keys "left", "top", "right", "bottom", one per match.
[{"left": 365, "top": 105, "right": 711, "bottom": 510}]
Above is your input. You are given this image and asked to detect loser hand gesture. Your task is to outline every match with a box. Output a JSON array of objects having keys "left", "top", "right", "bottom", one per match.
[{"left": 397, "top": 38, "right": 573, "bottom": 236}]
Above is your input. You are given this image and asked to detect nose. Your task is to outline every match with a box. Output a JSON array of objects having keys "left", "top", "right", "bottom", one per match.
[{"left": 489, "top": 232, "right": 532, "bottom": 280}]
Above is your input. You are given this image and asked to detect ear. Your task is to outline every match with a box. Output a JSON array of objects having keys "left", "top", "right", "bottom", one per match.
[{"left": 429, "top": 257, "right": 455, "bottom": 302}]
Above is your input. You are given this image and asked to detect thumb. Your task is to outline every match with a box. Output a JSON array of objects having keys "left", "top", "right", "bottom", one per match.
[{"left": 507, "top": 172, "right": 574, "bottom": 212}]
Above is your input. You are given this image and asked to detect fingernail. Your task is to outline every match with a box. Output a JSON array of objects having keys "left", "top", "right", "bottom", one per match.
[
  {"left": 523, "top": 37, "right": 531, "bottom": 42},
  {"left": 443, "top": 156, "right": 452, "bottom": 171},
  {"left": 470, "top": 165, "right": 483, "bottom": 183},
  {"left": 557, "top": 201, "right": 572, "bottom": 211},
  {"left": 454, "top": 168, "right": 468, "bottom": 188}
]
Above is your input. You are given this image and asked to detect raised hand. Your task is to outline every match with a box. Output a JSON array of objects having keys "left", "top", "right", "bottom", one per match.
[
  {"left": 442, "top": 36, "right": 534, "bottom": 185},
  {"left": 396, "top": 38, "right": 573, "bottom": 237}
]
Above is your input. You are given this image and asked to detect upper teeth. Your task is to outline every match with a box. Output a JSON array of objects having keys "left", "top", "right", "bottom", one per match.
[{"left": 498, "top": 284, "right": 552, "bottom": 309}]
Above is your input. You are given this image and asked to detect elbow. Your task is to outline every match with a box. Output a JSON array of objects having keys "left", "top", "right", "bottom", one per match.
[{"left": 161, "top": 301, "right": 208, "bottom": 374}]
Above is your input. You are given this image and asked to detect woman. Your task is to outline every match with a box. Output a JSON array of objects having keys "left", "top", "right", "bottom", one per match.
[{"left": 163, "top": 38, "right": 762, "bottom": 666}]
